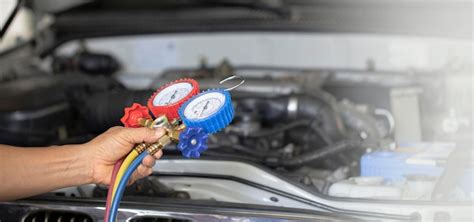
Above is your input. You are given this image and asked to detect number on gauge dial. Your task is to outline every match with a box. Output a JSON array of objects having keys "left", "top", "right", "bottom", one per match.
[{"left": 183, "top": 92, "right": 225, "bottom": 120}]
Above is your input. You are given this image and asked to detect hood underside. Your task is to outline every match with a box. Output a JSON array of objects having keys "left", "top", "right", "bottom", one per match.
[{"left": 23, "top": 0, "right": 473, "bottom": 56}]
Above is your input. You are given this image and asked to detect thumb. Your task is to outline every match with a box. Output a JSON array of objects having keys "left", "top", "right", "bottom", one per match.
[{"left": 111, "top": 126, "right": 166, "bottom": 145}]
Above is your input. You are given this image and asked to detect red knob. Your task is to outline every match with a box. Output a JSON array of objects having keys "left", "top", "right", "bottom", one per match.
[
  {"left": 147, "top": 78, "right": 199, "bottom": 121},
  {"left": 120, "top": 103, "right": 151, "bottom": 127}
]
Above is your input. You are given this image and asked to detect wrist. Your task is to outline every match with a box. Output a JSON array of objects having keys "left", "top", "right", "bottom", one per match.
[{"left": 65, "top": 144, "right": 95, "bottom": 185}]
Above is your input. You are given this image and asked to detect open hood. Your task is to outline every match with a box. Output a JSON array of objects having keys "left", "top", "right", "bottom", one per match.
[{"left": 20, "top": 0, "right": 473, "bottom": 56}]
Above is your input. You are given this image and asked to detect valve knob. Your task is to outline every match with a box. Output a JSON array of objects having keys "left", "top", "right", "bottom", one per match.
[
  {"left": 177, "top": 127, "right": 209, "bottom": 158},
  {"left": 120, "top": 103, "right": 152, "bottom": 127}
]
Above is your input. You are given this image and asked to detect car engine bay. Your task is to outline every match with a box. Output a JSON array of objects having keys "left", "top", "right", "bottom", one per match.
[
  {"left": 0, "top": 0, "right": 473, "bottom": 220},
  {"left": 0, "top": 0, "right": 474, "bottom": 222},
  {"left": 1, "top": 41, "right": 472, "bottom": 208}
]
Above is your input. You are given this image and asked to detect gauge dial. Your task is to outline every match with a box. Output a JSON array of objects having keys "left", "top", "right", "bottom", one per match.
[
  {"left": 147, "top": 79, "right": 199, "bottom": 120},
  {"left": 179, "top": 89, "right": 234, "bottom": 134},
  {"left": 183, "top": 92, "right": 225, "bottom": 120},
  {"left": 153, "top": 82, "right": 193, "bottom": 106}
]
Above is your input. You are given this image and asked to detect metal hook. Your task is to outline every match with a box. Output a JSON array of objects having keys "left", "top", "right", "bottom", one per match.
[{"left": 219, "top": 75, "right": 245, "bottom": 91}]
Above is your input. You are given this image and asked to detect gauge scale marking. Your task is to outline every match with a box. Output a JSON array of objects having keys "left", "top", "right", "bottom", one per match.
[
  {"left": 183, "top": 92, "right": 226, "bottom": 120},
  {"left": 148, "top": 79, "right": 199, "bottom": 120},
  {"left": 153, "top": 82, "right": 193, "bottom": 106},
  {"left": 179, "top": 89, "right": 234, "bottom": 134}
]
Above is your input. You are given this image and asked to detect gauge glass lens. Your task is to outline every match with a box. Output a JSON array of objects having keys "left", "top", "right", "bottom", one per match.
[
  {"left": 153, "top": 82, "right": 193, "bottom": 106},
  {"left": 184, "top": 92, "right": 225, "bottom": 120}
]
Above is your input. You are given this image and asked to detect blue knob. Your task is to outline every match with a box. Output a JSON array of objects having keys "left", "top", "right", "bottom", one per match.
[{"left": 177, "top": 127, "right": 209, "bottom": 158}]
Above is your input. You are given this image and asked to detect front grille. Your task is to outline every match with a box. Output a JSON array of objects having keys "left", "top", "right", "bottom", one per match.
[{"left": 23, "top": 210, "right": 93, "bottom": 222}]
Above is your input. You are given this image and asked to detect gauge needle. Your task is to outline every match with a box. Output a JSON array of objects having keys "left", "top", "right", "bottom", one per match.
[
  {"left": 198, "top": 101, "right": 210, "bottom": 117},
  {"left": 167, "top": 90, "right": 178, "bottom": 104}
]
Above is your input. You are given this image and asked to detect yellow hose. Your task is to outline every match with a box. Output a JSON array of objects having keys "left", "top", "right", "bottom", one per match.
[{"left": 111, "top": 149, "right": 139, "bottom": 200}]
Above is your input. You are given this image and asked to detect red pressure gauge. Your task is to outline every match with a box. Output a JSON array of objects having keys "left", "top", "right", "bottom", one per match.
[{"left": 147, "top": 78, "right": 199, "bottom": 120}]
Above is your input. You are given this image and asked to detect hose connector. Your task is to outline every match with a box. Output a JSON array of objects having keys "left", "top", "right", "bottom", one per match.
[
  {"left": 147, "top": 135, "right": 172, "bottom": 155},
  {"left": 133, "top": 143, "right": 147, "bottom": 153}
]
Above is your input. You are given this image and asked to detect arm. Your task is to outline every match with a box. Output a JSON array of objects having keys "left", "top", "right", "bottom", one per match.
[{"left": 0, "top": 126, "right": 164, "bottom": 201}]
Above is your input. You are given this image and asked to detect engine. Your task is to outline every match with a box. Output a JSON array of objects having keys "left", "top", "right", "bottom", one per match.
[{"left": 0, "top": 57, "right": 471, "bottom": 201}]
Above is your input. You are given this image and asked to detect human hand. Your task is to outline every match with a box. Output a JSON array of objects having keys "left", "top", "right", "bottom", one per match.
[{"left": 84, "top": 126, "right": 165, "bottom": 185}]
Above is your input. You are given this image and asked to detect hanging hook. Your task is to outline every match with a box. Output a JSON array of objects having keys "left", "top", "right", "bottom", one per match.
[{"left": 219, "top": 75, "right": 245, "bottom": 91}]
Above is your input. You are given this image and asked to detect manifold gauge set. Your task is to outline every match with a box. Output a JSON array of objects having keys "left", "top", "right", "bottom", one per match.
[{"left": 106, "top": 76, "right": 243, "bottom": 222}]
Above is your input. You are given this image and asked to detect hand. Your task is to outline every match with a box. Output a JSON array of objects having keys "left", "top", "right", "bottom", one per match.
[{"left": 84, "top": 126, "right": 165, "bottom": 185}]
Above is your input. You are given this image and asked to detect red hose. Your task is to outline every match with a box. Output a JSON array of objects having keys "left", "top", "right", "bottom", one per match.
[{"left": 104, "top": 159, "right": 124, "bottom": 222}]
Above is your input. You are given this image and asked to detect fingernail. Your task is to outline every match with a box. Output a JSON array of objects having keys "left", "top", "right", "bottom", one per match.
[{"left": 155, "top": 128, "right": 165, "bottom": 136}]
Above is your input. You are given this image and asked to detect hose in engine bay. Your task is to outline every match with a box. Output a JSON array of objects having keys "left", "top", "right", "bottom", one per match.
[{"left": 268, "top": 140, "right": 361, "bottom": 167}]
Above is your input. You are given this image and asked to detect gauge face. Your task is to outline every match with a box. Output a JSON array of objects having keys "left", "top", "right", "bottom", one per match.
[
  {"left": 153, "top": 82, "right": 193, "bottom": 106},
  {"left": 183, "top": 92, "right": 226, "bottom": 120}
]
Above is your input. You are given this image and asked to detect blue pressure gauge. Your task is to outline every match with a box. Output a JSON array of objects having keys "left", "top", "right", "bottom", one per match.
[{"left": 178, "top": 89, "right": 234, "bottom": 134}]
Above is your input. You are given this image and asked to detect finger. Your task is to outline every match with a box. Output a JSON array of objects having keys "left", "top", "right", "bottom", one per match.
[
  {"left": 137, "top": 164, "right": 152, "bottom": 178},
  {"left": 115, "top": 127, "right": 166, "bottom": 145},
  {"left": 128, "top": 165, "right": 152, "bottom": 185},
  {"left": 128, "top": 170, "right": 141, "bottom": 185},
  {"left": 142, "top": 155, "right": 156, "bottom": 168},
  {"left": 106, "top": 126, "right": 122, "bottom": 133},
  {"left": 128, "top": 173, "right": 138, "bottom": 186},
  {"left": 153, "top": 149, "right": 163, "bottom": 159}
]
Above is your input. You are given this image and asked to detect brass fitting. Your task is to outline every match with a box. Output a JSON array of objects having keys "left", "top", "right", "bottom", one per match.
[
  {"left": 169, "top": 124, "right": 186, "bottom": 142},
  {"left": 169, "top": 119, "right": 180, "bottom": 127},
  {"left": 168, "top": 130, "right": 180, "bottom": 142},
  {"left": 138, "top": 115, "right": 171, "bottom": 129},
  {"left": 173, "top": 124, "right": 186, "bottom": 131},
  {"left": 147, "top": 135, "right": 172, "bottom": 155},
  {"left": 138, "top": 116, "right": 185, "bottom": 155},
  {"left": 151, "top": 116, "right": 170, "bottom": 128},
  {"left": 138, "top": 118, "right": 155, "bottom": 128},
  {"left": 133, "top": 143, "right": 147, "bottom": 153}
]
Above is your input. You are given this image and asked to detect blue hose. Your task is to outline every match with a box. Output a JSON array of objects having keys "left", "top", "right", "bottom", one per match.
[{"left": 108, "top": 151, "right": 148, "bottom": 222}]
